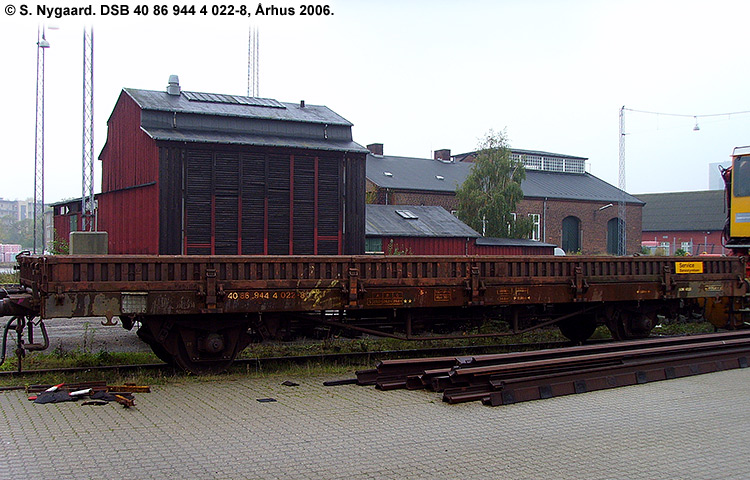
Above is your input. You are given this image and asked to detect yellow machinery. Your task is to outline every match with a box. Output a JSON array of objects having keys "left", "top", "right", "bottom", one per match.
[{"left": 725, "top": 146, "right": 750, "bottom": 247}]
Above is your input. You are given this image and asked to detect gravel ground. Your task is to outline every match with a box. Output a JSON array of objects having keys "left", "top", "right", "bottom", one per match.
[{"left": 3, "top": 316, "right": 151, "bottom": 354}]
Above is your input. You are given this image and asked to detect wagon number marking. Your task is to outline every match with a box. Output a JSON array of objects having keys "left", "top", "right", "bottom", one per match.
[{"left": 227, "top": 291, "right": 301, "bottom": 301}]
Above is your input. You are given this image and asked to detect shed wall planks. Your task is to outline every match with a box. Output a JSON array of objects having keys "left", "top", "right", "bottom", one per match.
[{"left": 166, "top": 146, "right": 365, "bottom": 256}]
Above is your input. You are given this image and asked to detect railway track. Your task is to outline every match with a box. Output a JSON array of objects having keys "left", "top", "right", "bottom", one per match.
[
  {"left": 0, "top": 339, "right": 593, "bottom": 378},
  {"left": 356, "top": 330, "right": 750, "bottom": 406}
]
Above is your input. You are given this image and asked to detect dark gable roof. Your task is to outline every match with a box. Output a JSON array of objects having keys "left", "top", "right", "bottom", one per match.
[
  {"left": 366, "top": 205, "right": 480, "bottom": 238},
  {"left": 367, "top": 154, "right": 471, "bottom": 193},
  {"left": 636, "top": 190, "right": 726, "bottom": 231},
  {"left": 366, "top": 154, "right": 644, "bottom": 204},
  {"left": 118, "top": 88, "right": 368, "bottom": 154}
]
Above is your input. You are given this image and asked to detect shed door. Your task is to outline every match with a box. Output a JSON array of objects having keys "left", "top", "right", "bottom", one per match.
[{"left": 561, "top": 216, "right": 580, "bottom": 253}]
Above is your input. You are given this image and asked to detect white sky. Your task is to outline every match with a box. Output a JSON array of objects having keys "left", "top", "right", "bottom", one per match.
[{"left": 1, "top": 0, "right": 749, "bottom": 204}]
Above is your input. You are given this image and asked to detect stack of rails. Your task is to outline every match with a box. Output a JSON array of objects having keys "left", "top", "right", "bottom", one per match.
[{"left": 355, "top": 331, "right": 750, "bottom": 406}]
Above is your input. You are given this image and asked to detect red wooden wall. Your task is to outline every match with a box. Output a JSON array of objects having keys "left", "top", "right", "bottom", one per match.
[
  {"left": 98, "top": 92, "right": 160, "bottom": 254},
  {"left": 97, "top": 186, "right": 159, "bottom": 254}
]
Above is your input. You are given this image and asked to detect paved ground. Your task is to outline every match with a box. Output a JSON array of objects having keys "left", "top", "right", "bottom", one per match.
[{"left": 1, "top": 366, "right": 749, "bottom": 479}]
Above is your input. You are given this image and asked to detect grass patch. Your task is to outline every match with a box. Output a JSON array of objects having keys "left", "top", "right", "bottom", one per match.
[
  {"left": 0, "top": 270, "right": 19, "bottom": 284},
  {"left": 652, "top": 321, "right": 716, "bottom": 336}
]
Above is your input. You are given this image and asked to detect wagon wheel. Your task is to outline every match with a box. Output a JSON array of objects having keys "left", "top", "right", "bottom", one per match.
[
  {"left": 605, "top": 306, "right": 655, "bottom": 340},
  {"left": 172, "top": 324, "right": 252, "bottom": 375},
  {"left": 557, "top": 314, "right": 597, "bottom": 343},
  {"left": 136, "top": 326, "right": 175, "bottom": 366}
]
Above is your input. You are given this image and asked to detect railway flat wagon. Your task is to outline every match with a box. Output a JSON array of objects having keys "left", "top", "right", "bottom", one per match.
[{"left": 2, "top": 253, "right": 747, "bottom": 374}]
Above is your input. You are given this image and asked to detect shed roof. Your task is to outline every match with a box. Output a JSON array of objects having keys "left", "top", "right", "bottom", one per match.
[
  {"left": 113, "top": 88, "right": 368, "bottom": 154},
  {"left": 124, "top": 88, "right": 354, "bottom": 126},
  {"left": 143, "top": 128, "right": 365, "bottom": 153},
  {"left": 636, "top": 190, "right": 726, "bottom": 231},
  {"left": 366, "top": 154, "right": 644, "bottom": 204},
  {"left": 365, "top": 205, "right": 480, "bottom": 238}
]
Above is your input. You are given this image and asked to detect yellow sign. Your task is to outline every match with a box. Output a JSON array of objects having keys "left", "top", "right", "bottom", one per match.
[{"left": 675, "top": 261, "right": 704, "bottom": 274}]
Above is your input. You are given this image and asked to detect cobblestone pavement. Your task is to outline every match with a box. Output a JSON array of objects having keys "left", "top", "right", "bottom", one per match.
[{"left": 1, "top": 368, "right": 749, "bottom": 479}]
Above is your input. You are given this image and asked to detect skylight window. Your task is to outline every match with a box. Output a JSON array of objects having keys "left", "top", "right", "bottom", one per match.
[{"left": 396, "top": 210, "right": 418, "bottom": 220}]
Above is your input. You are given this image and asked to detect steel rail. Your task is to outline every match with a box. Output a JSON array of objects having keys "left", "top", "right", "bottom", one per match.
[{"left": 357, "top": 331, "right": 750, "bottom": 405}]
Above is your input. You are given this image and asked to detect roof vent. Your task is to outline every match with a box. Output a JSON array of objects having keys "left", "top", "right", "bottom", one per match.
[
  {"left": 167, "top": 75, "right": 181, "bottom": 96},
  {"left": 383, "top": 171, "right": 393, "bottom": 177},
  {"left": 300, "top": 100, "right": 305, "bottom": 108},
  {"left": 435, "top": 175, "right": 445, "bottom": 181}
]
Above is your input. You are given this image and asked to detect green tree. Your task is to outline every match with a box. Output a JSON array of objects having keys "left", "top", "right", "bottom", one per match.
[
  {"left": 456, "top": 130, "right": 534, "bottom": 238},
  {"left": 0, "top": 216, "right": 34, "bottom": 249}
]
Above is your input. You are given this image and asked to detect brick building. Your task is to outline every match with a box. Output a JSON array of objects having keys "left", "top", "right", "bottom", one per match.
[
  {"left": 637, "top": 190, "right": 726, "bottom": 255},
  {"left": 365, "top": 144, "right": 644, "bottom": 255}
]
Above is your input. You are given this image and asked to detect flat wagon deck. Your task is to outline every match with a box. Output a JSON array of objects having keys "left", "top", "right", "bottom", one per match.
[{"left": 2, "top": 254, "right": 747, "bottom": 373}]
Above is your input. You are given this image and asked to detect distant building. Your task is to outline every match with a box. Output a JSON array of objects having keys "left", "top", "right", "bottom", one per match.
[
  {"left": 637, "top": 190, "right": 726, "bottom": 255},
  {"left": 365, "top": 145, "right": 644, "bottom": 255},
  {"left": 0, "top": 243, "right": 22, "bottom": 263},
  {"left": 365, "top": 204, "right": 555, "bottom": 255},
  {"left": 0, "top": 198, "right": 36, "bottom": 221}
]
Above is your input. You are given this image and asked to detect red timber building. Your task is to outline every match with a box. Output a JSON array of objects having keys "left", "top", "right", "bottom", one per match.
[
  {"left": 83, "top": 76, "right": 368, "bottom": 255},
  {"left": 364, "top": 205, "right": 555, "bottom": 256}
]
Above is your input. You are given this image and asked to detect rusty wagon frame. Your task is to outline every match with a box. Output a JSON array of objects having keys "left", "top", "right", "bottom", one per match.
[{"left": 2, "top": 253, "right": 747, "bottom": 373}]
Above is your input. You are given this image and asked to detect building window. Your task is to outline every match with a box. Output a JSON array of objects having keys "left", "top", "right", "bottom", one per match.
[
  {"left": 607, "top": 218, "right": 624, "bottom": 255},
  {"left": 507, "top": 212, "right": 517, "bottom": 235},
  {"left": 365, "top": 237, "right": 383, "bottom": 253},
  {"left": 680, "top": 241, "right": 692, "bottom": 254},
  {"left": 528, "top": 213, "right": 540, "bottom": 241}
]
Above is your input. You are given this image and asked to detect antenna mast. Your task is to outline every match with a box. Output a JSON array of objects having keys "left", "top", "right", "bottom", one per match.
[
  {"left": 247, "top": 26, "right": 259, "bottom": 97},
  {"left": 33, "top": 27, "right": 50, "bottom": 254},
  {"left": 618, "top": 106, "right": 627, "bottom": 256},
  {"left": 82, "top": 27, "right": 95, "bottom": 231}
]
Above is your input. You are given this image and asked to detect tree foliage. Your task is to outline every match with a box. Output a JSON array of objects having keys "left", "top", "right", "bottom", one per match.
[
  {"left": 0, "top": 216, "right": 34, "bottom": 248},
  {"left": 455, "top": 130, "right": 534, "bottom": 238}
]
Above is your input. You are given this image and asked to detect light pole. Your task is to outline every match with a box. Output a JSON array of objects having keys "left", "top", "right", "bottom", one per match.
[{"left": 33, "top": 26, "right": 50, "bottom": 254}]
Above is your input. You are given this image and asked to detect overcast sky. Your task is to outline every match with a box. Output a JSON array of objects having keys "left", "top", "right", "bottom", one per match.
[{"left": 2, "top": 0, "right": 749, "bottom": 204}]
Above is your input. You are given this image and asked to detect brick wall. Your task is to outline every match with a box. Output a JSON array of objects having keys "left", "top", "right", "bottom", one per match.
[
  {"left": 516, "top": 198, "right": 643, "bottom": 255},
  {"left": 642, "top": 230, "right": 725, "bottom": 255}
]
